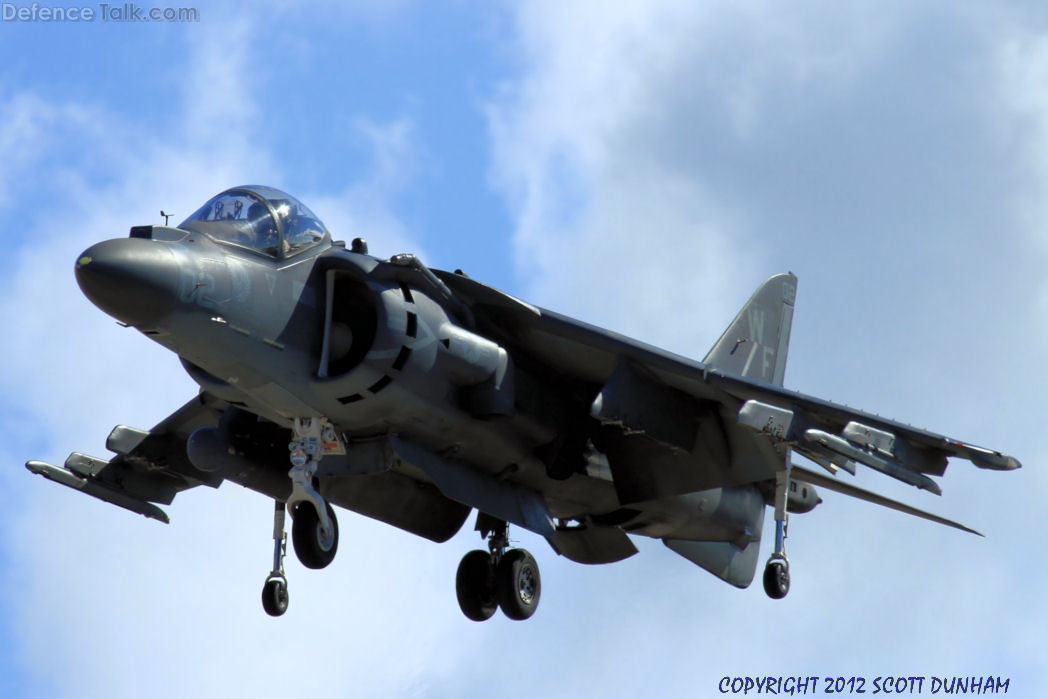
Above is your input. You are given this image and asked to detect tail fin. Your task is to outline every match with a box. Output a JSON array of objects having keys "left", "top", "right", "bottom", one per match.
[{"left": 703, "top": 273, "right": 797, "bottom": 386}]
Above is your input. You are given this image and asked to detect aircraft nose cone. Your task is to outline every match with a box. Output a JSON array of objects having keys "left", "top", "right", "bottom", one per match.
[{"left": 75, "top": 238, "right": 180, "bottom": 327}]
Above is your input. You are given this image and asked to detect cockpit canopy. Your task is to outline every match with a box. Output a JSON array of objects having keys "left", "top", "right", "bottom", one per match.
[{"left": 180, "top": 185, "right": 329, "bottom": 258}]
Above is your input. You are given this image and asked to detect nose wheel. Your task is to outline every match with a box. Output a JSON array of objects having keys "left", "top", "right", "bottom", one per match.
[
  {"left": 259, "top": 417, "right": 344, "bottom": 617},
  {"left": 455, "top": 516, "right": 541, "bottom": 621},
  {"left": 262, "top": 576, "right": 289, "bottom": 616},
  {"left": 261, "top": 499, "right": 290, "bottom": 617}
]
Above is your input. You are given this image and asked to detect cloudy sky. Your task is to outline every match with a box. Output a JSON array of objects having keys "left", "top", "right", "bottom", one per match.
[{"left": 1, "top": 1, "right": 1045, "bottom": 696}]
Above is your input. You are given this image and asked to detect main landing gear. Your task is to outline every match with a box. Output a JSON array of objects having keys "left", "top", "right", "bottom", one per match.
[
  {"left": 456, "top": 516, "right": 541, "bottom": 621},
  {"left": 260, "top": 417, "right": 342, "bottom": 617},
  {"left": 763, "top": 467, "right": 791, "bottom": 599}
]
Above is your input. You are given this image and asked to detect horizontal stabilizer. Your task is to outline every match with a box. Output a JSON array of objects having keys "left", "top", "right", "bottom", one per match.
[
  {"left": 790, "top": 464, "right": 980, "bottom": 536},
  {"left": 26, "top": 460, "right": 170, "bottom": 523}
]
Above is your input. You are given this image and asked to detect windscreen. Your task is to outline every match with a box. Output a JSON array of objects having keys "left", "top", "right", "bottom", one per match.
[
  {"left": 180, "top": 192, "right": 280, "bottom": 256},
  {"left": 181, "top": 187, "right": 329, "bottom": 258}
]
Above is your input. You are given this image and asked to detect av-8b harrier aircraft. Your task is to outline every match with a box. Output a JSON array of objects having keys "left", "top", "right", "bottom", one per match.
[{"left": 27, "top": 185, "right": 1019, "bottom": 619}]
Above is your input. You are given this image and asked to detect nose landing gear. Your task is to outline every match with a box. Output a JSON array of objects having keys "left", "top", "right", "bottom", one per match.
[
  {"left": 260, "top": 417, "right": 343, "bottom": 617},
  {"left": 456, "top": 516, "right": 541, "bottom": 621},
  {"left": 262, "top": 499, "right": 290, "bottom": 617}
]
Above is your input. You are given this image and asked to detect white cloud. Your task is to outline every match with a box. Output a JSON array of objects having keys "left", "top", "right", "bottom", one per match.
[
  {"left": 304, "top": 117, "right": 428, "bottom": 261},
  {"left": 996, "top": 26, "right": 1048, "bottom": 333},
  {"left": 485, "top": 1, "right": 925, "bottom": 352},
  {"left": 486, "top": 4, "right": 745, "bottom": 355},
  {"left": 486, "top": 1, "right": 1047, "bottom": 693},
  {"left": 0, "top": 93, "right": 106, "bottom": 211}
]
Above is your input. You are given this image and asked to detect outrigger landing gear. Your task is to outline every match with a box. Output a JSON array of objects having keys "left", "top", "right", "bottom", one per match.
[
  {"left": 763, "top": 467, "right": 791, "bottom": 599},
  {"left": 455, "top": 515, "right": 541, "bottom": 621},
  {"left": 287, "top": 417, "right": 340, "bottom": 570},
  {"left": 261, "top": 499, "right": 289, "bottom": 617}
]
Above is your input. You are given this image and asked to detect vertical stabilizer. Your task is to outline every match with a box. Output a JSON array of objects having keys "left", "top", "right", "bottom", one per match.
[{"left": 703, "top": 273, "right": 797, "bottom": 386}]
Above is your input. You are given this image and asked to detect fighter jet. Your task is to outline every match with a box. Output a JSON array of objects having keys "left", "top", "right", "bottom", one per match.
[{"left": 26, "top": 185, "right": 1020, "bottom": 620}]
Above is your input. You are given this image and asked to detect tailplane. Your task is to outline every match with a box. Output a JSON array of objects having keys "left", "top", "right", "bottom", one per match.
[{"left": 704, "top": 273, "right": 797, "bottom": 385}]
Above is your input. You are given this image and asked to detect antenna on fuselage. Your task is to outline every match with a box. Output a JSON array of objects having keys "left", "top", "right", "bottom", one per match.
[{"left": 161, "top": 210, "right": 172, "bottom": 226}]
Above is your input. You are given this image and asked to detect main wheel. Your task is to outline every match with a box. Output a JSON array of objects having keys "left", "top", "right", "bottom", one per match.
[
  {"left": 291, "top": 501, "right": 339, "bottom": 569},
  {"left": 496, "top": 548, "right": 541, "bottom": 620},
  {"left": 455, "top": 550, "right": 497, "bottom": 621},
  {"left": 262, "top": 577, "right": 289, "bottom": 617},
  {"left": 763, "top": 558, "right": 790, "bottom": 599}
]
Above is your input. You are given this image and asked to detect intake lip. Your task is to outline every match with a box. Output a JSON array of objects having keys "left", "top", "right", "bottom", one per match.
[{"left": 75, "top": 238, "right": 181, "bottom": 328}]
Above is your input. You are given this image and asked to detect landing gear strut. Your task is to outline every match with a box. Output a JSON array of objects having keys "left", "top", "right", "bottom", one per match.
[
  {"left": 261, "top": 499, "right": 289, "bottom": 617},
  {"left": 260, "top": 417, "right": 343, "bottom": 617},
  {"left": 763, "top": 466, "right": 791, "bottom": 599},
  {"left": 287, "top": 417, "right": 340, "bottom": 570},
  {"left": 455, "top": 515, "right": 541, "bottom": 621}
]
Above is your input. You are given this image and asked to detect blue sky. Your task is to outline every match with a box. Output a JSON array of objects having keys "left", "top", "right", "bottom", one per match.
[{"left": 1, "top": 2, "right": 1046, "bottom": 697}]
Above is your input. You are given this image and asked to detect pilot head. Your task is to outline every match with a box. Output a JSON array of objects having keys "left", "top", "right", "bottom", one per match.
[{"left": 248, "top": 201, "right": 279, "bottom": 254}]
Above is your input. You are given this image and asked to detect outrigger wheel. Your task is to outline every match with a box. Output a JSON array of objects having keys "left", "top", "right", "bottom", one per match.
[
  {"left": 291, "top": 501, "right": 339, "bottom": 569},
  {"left": 763, "top": 555, "right": 790, "bottom": 599}
]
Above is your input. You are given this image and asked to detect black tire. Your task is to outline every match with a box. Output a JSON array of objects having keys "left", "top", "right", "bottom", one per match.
[
  {"left": 262, "top": 577, "right": 289, "bottom": 617},
  {"left": 763, "top": 559, "right": 790, "bottom": 599},
  {"left": 292, "top": 501, "right": 339, "bottom": 569},
  {"left": 456, "top": 550, "right": 497, "bottom": 622},
  {"left": 496, "top": 548, "right": 541, "bottom": 620}
]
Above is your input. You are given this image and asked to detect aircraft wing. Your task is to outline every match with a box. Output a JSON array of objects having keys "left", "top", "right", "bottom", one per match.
[
  {"left": 26, "top": 392, "right": 227, "bottom": 523},
  {"left": 702, "top": 369, "right": 1020, "bottom": 486},
  {"left": 435, "top": 270, "right": 1020, "bottom": 502}
]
